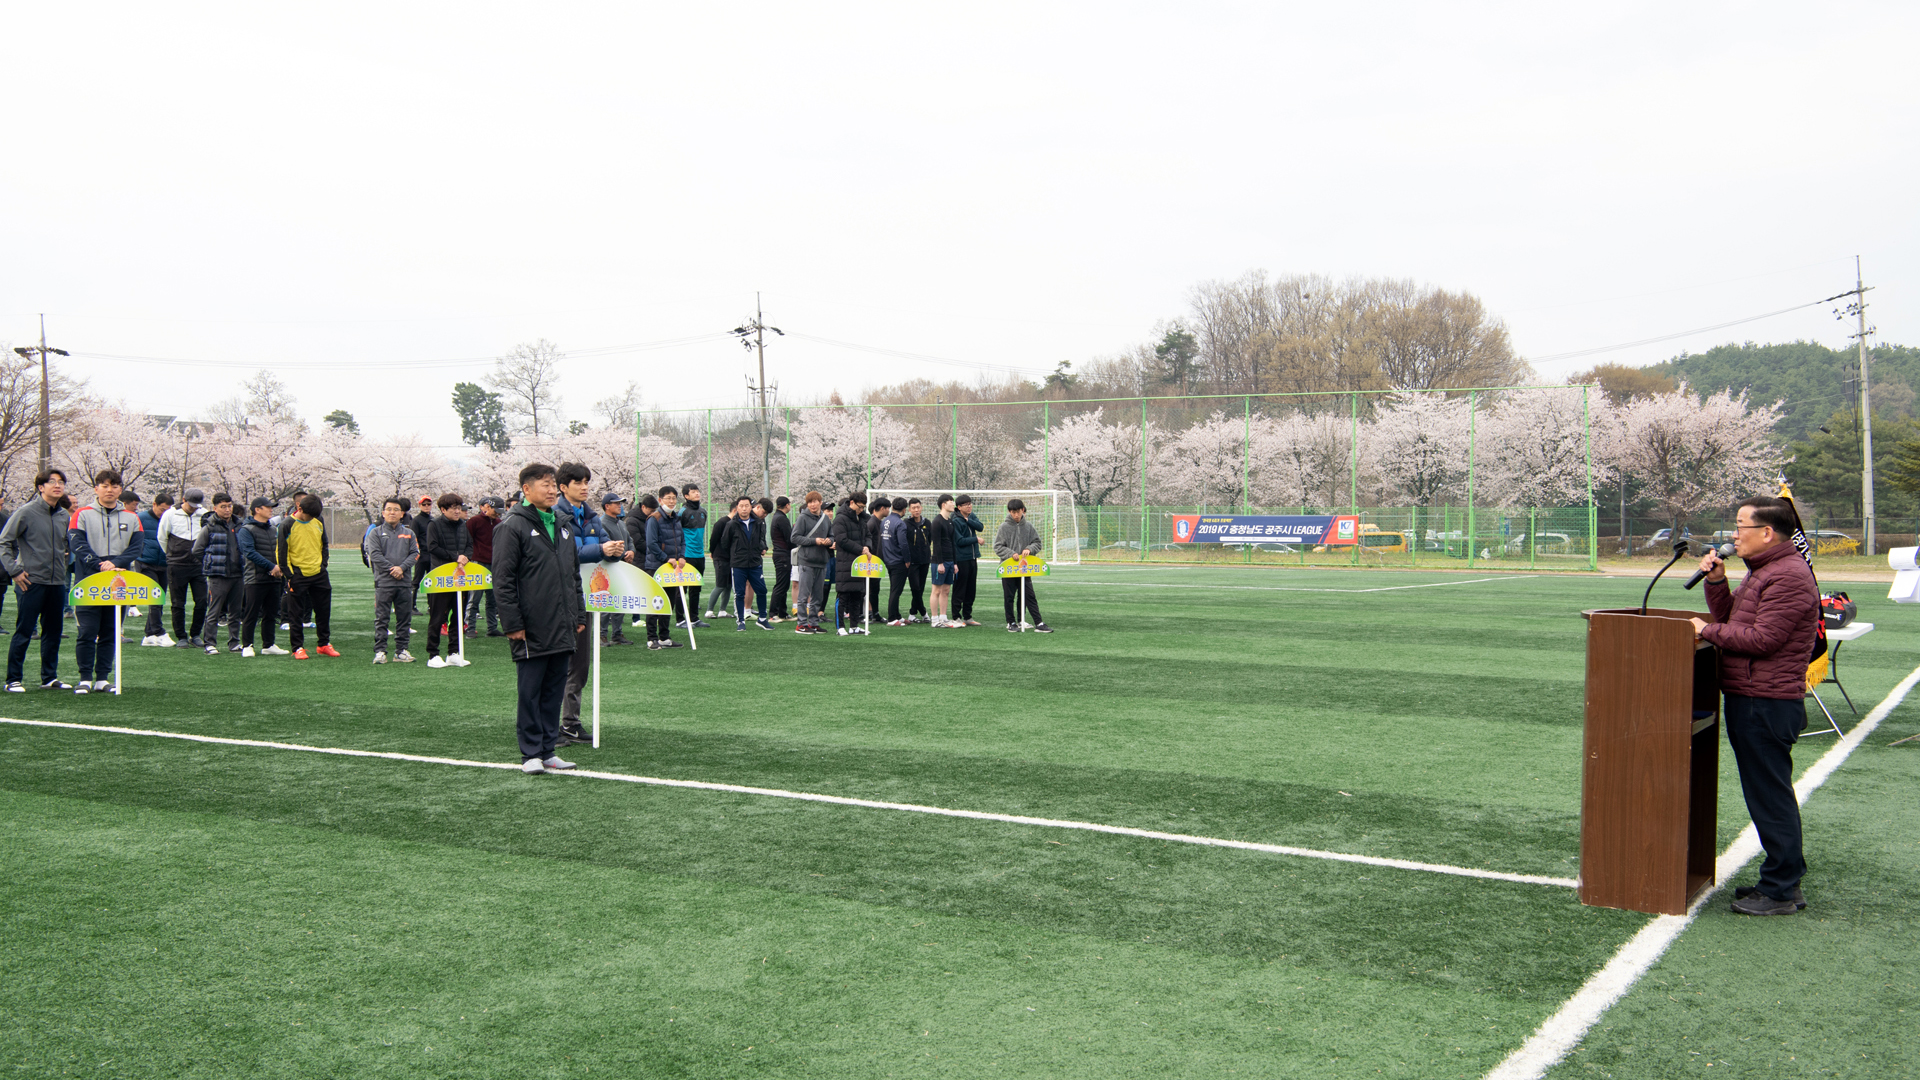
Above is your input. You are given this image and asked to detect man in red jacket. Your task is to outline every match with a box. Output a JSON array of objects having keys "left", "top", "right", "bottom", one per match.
[{"left": 1690, "top": 496, "right": 1820, "bottom": 916}]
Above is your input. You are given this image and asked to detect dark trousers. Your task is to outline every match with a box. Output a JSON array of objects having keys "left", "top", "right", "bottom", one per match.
[
  {"left": 374, "top": 582, "right": 412, "bottom": 653},
  {"left": 770, "top": 557, "right": 791, "bottom": 617},
  {"left": 1725, "top": 693, "right": 1808, "bottom": 899},
  {"left": 835, "top": 586, "right": 865, "bottom": 629},
  {"left": 687, "top": 556, "right": 707, "bottom": 615},
  {"left": 425, "top": 592, "right": 461, "bottom": 657},
  {"left": 885, "top": 564, "right": 909, "bottom": 620},
  {"left": 1002, "top": 577, "right": 1043, "bottom": 626},
  {"left": 240, "top": 581, "right": 278, "bottom": 648},
  {"left": 562, "top": 623, "right": 593, "bottom": 723},
  {"left": 74, "top": 607, "right": 117, "bottom": 681},
  {"left": 286, "top": 571, "right": 331, "bottom": 651},
  {"left": 732, "top": 565, "right": 767, "bottom": 620},
  {"left": 7, "top": 583, "right": 63, "bottom": 685},
  {"left": 954, "top": 558, "right": 978, "bottom": 620},
  {"left": 202, "top": 576, "right": 242, "bottom": 647},
  {"left": 168, "top": 565, "right": 207, "bottom": 641},
  {"left": 133, "top": 561, "right": 165, "bottom": 636},
  {"left": 465, "top": 584, "right": 498, "bottom": 632},
  {"left": 709, "top": 558, "right": 731, "bottom": 613},
  {"left": 515, "top": 651, "right": 571, "bottom": 761}
]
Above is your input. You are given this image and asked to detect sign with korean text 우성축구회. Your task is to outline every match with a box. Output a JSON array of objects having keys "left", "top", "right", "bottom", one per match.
[
  {"left": 998, "top": 555, "right": 1048, "bottom": 579},
  {"left": 1168, "top": 514, "right": 1360, "bottom": 546},
  {"left": 70, "top": 569, "right": 165, "bottom": 606},
  {"left": 584, "top": 560, "right": 672, "bottom": 614},
  {"left": 423, "top": 562, "right": 493, "bottom": 592},
  {"left": 652, "top": 562, "right": 703, "bottom": 589},
  {"left": 850, "top": 554, "right": 886, "bottom": 579}
]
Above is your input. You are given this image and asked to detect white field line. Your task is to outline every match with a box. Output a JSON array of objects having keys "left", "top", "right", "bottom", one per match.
[
  {"left": 1049, "top": 575, "right": 1538, "bottom": 594},
  {"left": 0, "top": 716, "right": 1576, "bottom": 889},
  {"left": 1484, "top": 660, "right": 1920, "bottom": 1080}
]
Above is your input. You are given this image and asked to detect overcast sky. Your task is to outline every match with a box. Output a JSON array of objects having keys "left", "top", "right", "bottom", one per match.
[{"left": 5, "top": 2, "right": 1914, "bottom": 448}]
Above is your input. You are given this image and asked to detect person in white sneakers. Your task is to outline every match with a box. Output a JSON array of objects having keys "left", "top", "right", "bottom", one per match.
[
  {"left": 67, "top": 469, "right": 142, "bottom": 693},
  {"left": 365, "top": 497, "right": 420, "bottom": 666},
  {"left": 494, "top": 462, "right": 585, "bottom": 774},
  {"left": 236, "top": 497, "right": 287, "bottom": 656}
]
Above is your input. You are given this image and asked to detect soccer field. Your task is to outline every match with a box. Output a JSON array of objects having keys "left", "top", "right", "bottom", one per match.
[{"left": 3, "top": 564, "right": 1917, "bottom": 1078}]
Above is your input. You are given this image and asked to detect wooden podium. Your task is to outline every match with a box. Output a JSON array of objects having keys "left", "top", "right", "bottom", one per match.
[{"left": 1579, "top": 608, "right": 1720, "bottom": 915}]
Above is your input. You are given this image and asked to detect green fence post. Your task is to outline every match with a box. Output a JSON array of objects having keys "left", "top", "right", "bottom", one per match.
[
  {"left": 864, "top": 405, "right": 874, "bottom": 493},
  {"left": 950, "top": 405, "right": 959, "bottom": 490},
  {"left": 1467, "top": 391, "right": 1478, "bottom": 566},
  {"left": 1529, "top": 507, "right": 1538, "bottom": 570},
  {"left": 783, "top": 406, "right": 792, "bottom": 498},
  {"left": 1042, "top": 401, "right": 1051, "bottom": 493},
  {"left": 705, "top": 408, "right": 713, "bottom": 503},
  {"left": 1139, "top": 398, "right": 1149, "bottom": 562},
  {"left": 1349, "top": 391, "right": 1360, "bottom": 567},
  {"left": 1584, "top": 384, "right": 1598, "bottom": 572}
]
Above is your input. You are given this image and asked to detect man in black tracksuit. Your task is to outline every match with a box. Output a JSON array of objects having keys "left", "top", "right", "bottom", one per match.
[
  {"left": 831, "top": 491, "right": 871, "bottom": 635},
  {"left": 236, "top": 497, "right": 283, "bottom": 654},
  {"left": 494, "top": 463, "right": 585, "bottom": 773},
  {"left": 768, "top": 496, "right": 793, "bottom": 620},
  {"left": 408, "top": 495, "right": 436, "bottom": 603},
  {"left": 423, "top": 493, "right": 473, "bottom": 664}
]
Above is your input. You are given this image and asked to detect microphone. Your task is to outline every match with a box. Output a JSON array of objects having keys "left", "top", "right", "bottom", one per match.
[
  {"left": 1641, "top": 538, "right": 1692, "bottom": 616},
  {"left": 1683, "top": 543, "right": 1735, "bottom": 590}
]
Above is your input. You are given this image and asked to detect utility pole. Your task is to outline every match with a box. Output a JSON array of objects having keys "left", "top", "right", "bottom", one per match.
[
  {"left": 11, "top": 315, "right": 69, "bottom": 474},
  {"left": 730, "top": 293, "right": 783, "bottom": 496},
  {"left": 1836, "top": 259, "right": 1876, "bottom": 556}
]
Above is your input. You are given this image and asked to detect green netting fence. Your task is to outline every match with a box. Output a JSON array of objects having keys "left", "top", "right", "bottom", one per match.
[{"left": 641, "top": 386, "right": 1601, "bottom": 571}]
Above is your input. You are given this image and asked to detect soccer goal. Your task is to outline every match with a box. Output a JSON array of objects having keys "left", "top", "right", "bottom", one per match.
[{"left": 879, "top": 489, "right": 1082, "bottom": 566}]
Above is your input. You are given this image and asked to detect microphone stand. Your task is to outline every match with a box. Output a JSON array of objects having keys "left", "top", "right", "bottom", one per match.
[{"left": 1642, "top": 539, "right": 1692, "bottom": 616}]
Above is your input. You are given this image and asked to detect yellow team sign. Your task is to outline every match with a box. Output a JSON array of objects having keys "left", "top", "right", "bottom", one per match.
[
  {"left": 850, "top": 554, "right": 886, "bottom": 579},
  {"left": 71, "top": 569, "right": 165, "bottom": 606},
  {"left": 423, "top": 562, "right": 493, "bottom": 592},
  {"left": 998, "top": 555, "right": 1048, "bottom": 579},
  {"left": 652, "top": 562, "right": 703, "bottom": 589},
  {"left": 583, "top": 561, "right": 671, "bottom": 614}
]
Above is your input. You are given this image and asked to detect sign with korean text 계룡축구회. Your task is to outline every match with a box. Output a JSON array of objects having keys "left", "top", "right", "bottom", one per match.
[
  {"left": 70, "top": 570, "right": 165, "bottom": 606},
  {"left": 583, "top": 561, "right": 672, "bottom": 614},
  {"left": 423, "top": 562, "right": 493, "bottom": 592},
  {"left": 1168, "top": 514, "right": 1360, "bottom": 546}
]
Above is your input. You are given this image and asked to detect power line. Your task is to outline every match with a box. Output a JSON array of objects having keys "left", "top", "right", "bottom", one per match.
[
  {"left": 65, "top": 333, "right": 731, "bottom": 371},
  {"left": 785, "top": 332, "right": 1050, "bottom": 377},
  {"left": 1528, "top": 298, "right": 1829, "bottom": 364}
]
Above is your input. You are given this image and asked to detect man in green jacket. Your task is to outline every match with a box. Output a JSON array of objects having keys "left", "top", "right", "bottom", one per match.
[{"left": 493, "top": 462, "right": 587, "bottom": 774}]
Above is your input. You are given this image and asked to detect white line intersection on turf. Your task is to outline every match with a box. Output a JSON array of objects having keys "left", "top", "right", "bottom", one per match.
[
  {"left": 0, "top": 716, "right": 1577, "bottom": 889},
  {"left": 1483, "top": 660, "right": 1920, "bottom": 1080}
]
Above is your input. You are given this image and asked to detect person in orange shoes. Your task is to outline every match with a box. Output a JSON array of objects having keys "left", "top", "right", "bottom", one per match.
[{"left": 275, "top": 493, "right": 339, "bottom": 659}]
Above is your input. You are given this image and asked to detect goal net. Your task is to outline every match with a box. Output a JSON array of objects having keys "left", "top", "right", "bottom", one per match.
[{"left": 877, "top": 489, "right": 1082, "bottom": 566}]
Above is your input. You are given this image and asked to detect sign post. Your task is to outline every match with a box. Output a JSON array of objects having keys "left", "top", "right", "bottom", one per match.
[
  {"left": 70, "top": 570, "right": 165, "bottom": 695},
  {"left": 582, "top": 561, "right": 674, "bottom": 748},
  {"left": 653, "top": 561, "right": 703, "bottom": 651},
  {"left": 423, "top": 562, "right": 493, "bottom": 665},
  {"left": 997, "top": 555, "right": 1048, "bottom": 631},
  {"left": 850, "top": 554, "right": 885, "bottom": 634}
]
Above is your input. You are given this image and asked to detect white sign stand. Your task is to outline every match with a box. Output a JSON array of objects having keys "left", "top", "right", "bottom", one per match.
[
  {"left": 456, "top": 591, "right": 466, "bottom": 664},
  {"left": 1020, "top": 573, "right": 1031, "bottom": 632},
  {"left": 591, "top": 610, "right": 601, "bottom": 748},
  {"left": 114, "top": 605, "right": 123, "bottom": 694},
  {"left": 678, "top": 585, "right": 698, "bottom": 650}
]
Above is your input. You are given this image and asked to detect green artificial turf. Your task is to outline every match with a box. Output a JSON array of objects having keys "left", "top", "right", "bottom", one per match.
[{"left": 1, "top": 563, "right": 1915, "bottom": 1076}]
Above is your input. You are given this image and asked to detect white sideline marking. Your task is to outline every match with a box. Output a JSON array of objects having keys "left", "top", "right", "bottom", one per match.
[
  {"left": 0, "top": 716, "right": 1576, "bottom": 888},
  {"left": 1050, "top": 575, "right": 1536, "bottom": 594},
  {"left": 1483, "top": 661, "right": 1920, "bottom": 1080}
]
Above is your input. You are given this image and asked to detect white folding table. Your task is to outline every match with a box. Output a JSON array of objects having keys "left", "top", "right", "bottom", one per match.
[{"left": 1807, "top": 622, "right": 1873, "bottom": 737}]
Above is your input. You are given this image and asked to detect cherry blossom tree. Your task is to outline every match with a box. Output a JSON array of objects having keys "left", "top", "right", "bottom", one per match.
[
  {"left": 1024, "top": 409, "right": 1142, "bottom": 507},
  {"left": 1360, "top": 393, "right": 1473, "bottom": 509},
  {"left": 58, "top": 406, "right": 179, "bottom": 495},
  {"left": 1607, "top": 383, "right": 1781, "bottom": 530},
  {"left": 1477, "top": 385, "right": 1612, "bottom": 512},
  {"left": 1151, "top": 411, "right": 1252, "bottom": 509},
  {"left": 787, "top": 407, "right": 916, "bottom": 497},
  {"left": 196, "top": 418, "right": 321, "bottom": 506},
  {"left": 316, "top": 431, "right": 456, "bottom": 522},
  {"left": 1256, "top": 409, "right": 1353, "bottom": 509}
]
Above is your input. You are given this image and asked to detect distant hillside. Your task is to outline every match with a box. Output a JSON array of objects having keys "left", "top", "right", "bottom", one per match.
[{"left": 1647, "top": 340, "right": 1920, "bottom": 444}]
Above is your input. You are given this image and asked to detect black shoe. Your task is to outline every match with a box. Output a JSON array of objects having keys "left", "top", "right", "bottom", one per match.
[
  {"left": 646, "top": 640, "right": 662, "bottom": 650},
  {"left": 1033, "top": 622, "right": 1053, "bottom": 633},
  {"left": 691, "top": 619, "right": 711, "bottom": 629},
  {"left": 174, "top": 640, "right": 200, "bottom": 648},
  {"left": 487, "top": 629, "right": 506, "bottom": 638},
  {"left": 1731, "top": 891, "right": 1802, "bottom": 916},
  {"left": 1007, "top": 622, "right": 1020, "bottom": 632},
  {"left": 735, "top": 621, "right": 749, "bottom": 632},
  {"left": 557, "top": 724, "right": 588, "bottom": 746},
  {"left": 1733, "top": 884, "right": 1806, "bottom": 910}
]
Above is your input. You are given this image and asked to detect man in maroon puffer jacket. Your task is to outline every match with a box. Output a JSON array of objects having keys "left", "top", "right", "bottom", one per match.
[{"left": 1689, "top": 495, "right": 1820, "bottom": 916}]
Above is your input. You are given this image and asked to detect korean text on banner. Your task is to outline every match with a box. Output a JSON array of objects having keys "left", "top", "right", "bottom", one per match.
[{"left": 1168, "top": 514, "right": 1360, "bottom": 546}]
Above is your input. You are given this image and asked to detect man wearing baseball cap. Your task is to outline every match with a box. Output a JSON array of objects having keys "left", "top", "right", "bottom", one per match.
[
  {"left": 598, "top": 492, "right": 636, "bottom": 646},
  {"left": 409, "top": 495, "right": 436, "bottom": 604},
  {"left": 465, "top": 496, "right": 505, "bottom": 637}
]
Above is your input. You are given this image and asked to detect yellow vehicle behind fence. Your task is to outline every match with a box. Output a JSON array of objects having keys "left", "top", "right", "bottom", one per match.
[{"left": 1315, "top": 525, "right": 1408, "bottom": 555}]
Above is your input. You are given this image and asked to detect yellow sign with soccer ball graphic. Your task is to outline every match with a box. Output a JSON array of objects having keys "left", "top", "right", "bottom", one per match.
[
  {"left": 997, "top": 555, "right": 1048, "bottom": 579},
  {"left": 582, "top": 560, "right": 672, "bottom": 614},
  {"left": 70, "top": 569, "right": 165, "bottom": 605},
  {"left": 423, "top": 563, "right": 493, "bottom": 592}
]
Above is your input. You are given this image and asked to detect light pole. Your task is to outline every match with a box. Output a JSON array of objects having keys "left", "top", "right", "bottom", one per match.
[{"left": 12, "top": 314, "right": 69, "bottom": 474}]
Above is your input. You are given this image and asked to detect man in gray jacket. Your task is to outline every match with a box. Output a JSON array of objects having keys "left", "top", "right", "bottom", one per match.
[
  {"left": 789, "top": 490, "right": 833, "bottom": 635},
  {"left": 365, "top": 497, "right": 420, "bottom": 664},
  {"left": 1, "top": 468, "right": 73, "bottom": 690},
  {"left": 992, "top": 498, "right": 1051, "bottom": 633}
]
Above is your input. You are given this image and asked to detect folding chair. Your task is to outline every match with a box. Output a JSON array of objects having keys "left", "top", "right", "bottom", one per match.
[{"left": 1804, "top": 651, "right": 1843, "bottom": 737}]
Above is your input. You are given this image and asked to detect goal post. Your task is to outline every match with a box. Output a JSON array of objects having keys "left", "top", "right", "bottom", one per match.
[{"left": 877, "top": 489, "right": 1082, "bottom": 566}]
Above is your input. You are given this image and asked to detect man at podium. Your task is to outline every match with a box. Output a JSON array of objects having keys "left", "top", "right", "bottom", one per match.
[{"left": 1688, "top": 496, "right": 1820, "bottom": 916}]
